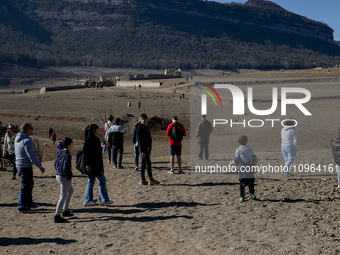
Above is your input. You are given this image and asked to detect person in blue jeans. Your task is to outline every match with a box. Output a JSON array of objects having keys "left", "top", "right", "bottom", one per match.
[
  {"left": 137, "top": 114, "right": 160, "bottom": 186},
  {"left": 281, "top": 119, "right": 297, "bottom": 177},
  {"left": 83, "top": 124, "right": 113, "bottom": 206},
  {"left": 15, "top": 122, "right": 45, "bottom": 213},
  {"left": 54, "top": 137, "right": 74, "bottom": 223}
]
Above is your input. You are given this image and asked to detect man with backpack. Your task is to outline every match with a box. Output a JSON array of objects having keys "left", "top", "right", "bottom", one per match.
[
  {"left": 107, "top": 118, "right": 127, "bottom": 169},
  {"left": 166, "top": 116, "right": 186, "bottom": 174}
]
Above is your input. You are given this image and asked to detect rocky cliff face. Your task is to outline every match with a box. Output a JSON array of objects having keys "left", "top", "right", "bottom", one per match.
[
  {"left": 15, "top": 0, "right": 335, "bottom": 43},
  {"left": 1, "top": 0, "right": 339, "bottom": 69}
]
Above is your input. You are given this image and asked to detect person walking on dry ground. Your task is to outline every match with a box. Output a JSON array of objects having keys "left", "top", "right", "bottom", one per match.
[
  {"left": 132, "top": 119, "right": 141, "bottom": 171},
  {"left": 137, "top": 114, "right": 160, "bottom": 185},
  {"left": 196, "top": 115, "right": 213, "bottom": 160},
  {"left": 51, "top": 131, "right": 57, "bottom": 145},
  {"left": 127, "top": 101, "right": 131, "bottom": 109},
  {"left": 83, "top": 124, "right": 113, "bottom": 206},
  {"left": 54, "top": 137, "right": 74, "bottom": 223},
  {"left": 15, "top": 122, "right": 45, "bottom": 213},
  {"left": 101, "top": 138, "right": 108, "bottom": 155},
  {"left": 48, "top": 127, "right": 54, "bottom": 140},
  {"left": 330, "top": 127, "right": 340, "bottom": 188},
  {"left": 166, "top": 116, "right": 186, "bottom": 174},
  {"left": 281, "top": 119, "right": 297, "bottom": 177},
  {"left": 230, "top": 136, "right": 258, "bottom": 202},
  {"left": 104, "top": 115, "right": 114, "bottom": 163},
  {"left": 3, "top": 123, "right": 18, "bottom": 180},
  {"left": 0, "top": 149, "right": 3, "bottom": 171},
  {"left": 138, "top": 101, "right": 141, "bottom": 109},
  {"left": 107, "top": 118, "right": 127, "bottom": 169}
]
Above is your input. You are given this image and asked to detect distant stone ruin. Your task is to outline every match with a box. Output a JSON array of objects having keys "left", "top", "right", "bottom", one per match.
[
  {"left": 120, "top": 69, "right": 181, "bottom": 81},
  {"left": 164, "top": 69, "right": 181, "bottom": 76}
]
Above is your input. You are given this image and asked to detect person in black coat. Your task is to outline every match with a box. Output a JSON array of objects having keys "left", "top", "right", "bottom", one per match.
[
  {"left": 137, "top": 114, "right": 160, "bottom": 185},
  {"left": 196, "top": 115, "right": 213, "bottom": 160},
  {"left": 83, "top": 124, "right": 112, "bottom": 206}
]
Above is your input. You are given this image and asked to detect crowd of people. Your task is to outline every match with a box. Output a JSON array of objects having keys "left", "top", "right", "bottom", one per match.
[{"left": 1, "top": 114, "right": 340, "bottom": 222}]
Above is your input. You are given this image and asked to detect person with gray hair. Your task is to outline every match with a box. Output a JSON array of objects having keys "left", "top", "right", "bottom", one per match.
[{"left": 15, "top": 122, "right": 45, "bottom": 213}]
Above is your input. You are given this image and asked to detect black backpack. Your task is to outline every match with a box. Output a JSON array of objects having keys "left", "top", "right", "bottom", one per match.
[
  {"left": 172, "top": 123, "right": 183, "bottom": 143},
  {"left": 111, "top": 132, "right": 124, "bottom": 145},
  {"left": 75, "top": 150, "right": 88, "bottom": 175}
]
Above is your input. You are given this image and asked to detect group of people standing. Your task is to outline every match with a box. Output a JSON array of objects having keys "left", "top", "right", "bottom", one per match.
[
  {"left": 104, "top": 114, "right": 162, "bottom": 185},
  {"left": 2, "top": 112, "right": 340, "bottom": 222},
  {"left": 53, "top": 123, "right": 115, "bottom": 222},
  {"left": 8, "top": 122, "right": 113, "bottom": 223},
  {"left": 102, "top": 114, "right": 190, "bottom": 183},
  {"left": 8, "top": 113, "right": 167, "bottom": 222}
]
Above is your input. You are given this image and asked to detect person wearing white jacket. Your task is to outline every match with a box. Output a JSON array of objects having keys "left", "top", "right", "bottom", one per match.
[
  {"left": 107, "top": 118, "right": 127, "bottom": 169},
  {"left": 281, "top": 119, "right": 298, "bottom": 176}
]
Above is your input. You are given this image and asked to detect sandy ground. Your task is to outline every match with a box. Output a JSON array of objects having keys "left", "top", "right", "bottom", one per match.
[{"left": 1, "top": 69, "right": 340, "bottom": 254}]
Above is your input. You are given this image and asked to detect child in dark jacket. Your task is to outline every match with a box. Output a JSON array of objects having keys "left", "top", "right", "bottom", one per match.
[{"left": 54, "top": 137, "right": 74, "bottom": 223}]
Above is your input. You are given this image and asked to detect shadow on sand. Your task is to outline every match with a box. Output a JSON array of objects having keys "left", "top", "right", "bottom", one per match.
[
  {"left": 0, "top": 237, "right": 77, "bottom": 246},
  {"left": 72, "top": 214, "right": 193, "bottom": 223},
  {"left": 168, "top": 181, "right": 239, "bottom": 187}
]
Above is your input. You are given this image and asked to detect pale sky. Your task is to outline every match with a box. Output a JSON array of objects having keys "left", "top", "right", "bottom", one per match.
[{"left": 213, "top": 0, "right": 340, "bottom": 41}]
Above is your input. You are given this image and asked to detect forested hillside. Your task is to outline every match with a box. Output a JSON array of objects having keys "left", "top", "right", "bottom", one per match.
[{"left": 1, "top": 0, "right": 340, "bottom": 69}]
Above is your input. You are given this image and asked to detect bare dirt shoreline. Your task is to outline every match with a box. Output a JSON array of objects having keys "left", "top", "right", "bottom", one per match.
[{"left": 1, "top": 68, "right": 340, "bottom": 254}]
